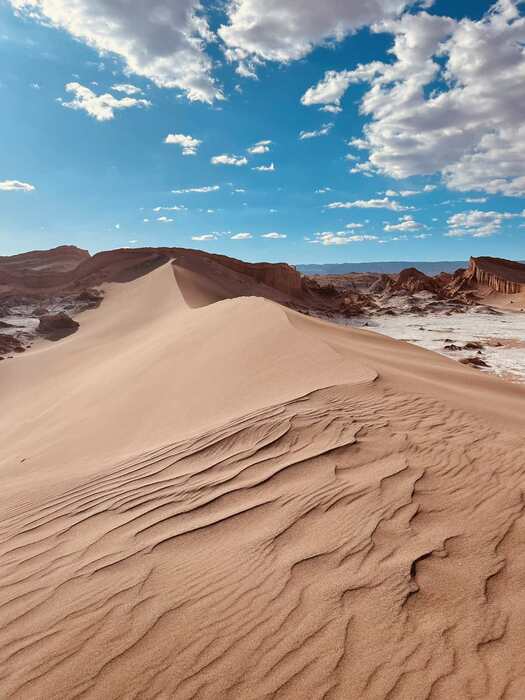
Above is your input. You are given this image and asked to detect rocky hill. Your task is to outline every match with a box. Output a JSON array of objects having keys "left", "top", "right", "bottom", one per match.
[{"left": 466, "top": 256, "right": 525, "bottom": 294}]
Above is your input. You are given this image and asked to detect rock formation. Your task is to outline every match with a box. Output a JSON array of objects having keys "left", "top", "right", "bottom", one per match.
[
  {"left": 0, "top": 334, "right": 25, "bottom": 357},
  {"left": 394, "top": 267, "right": 442, "bottom": 295},
  {"left": 38, "top": 312, "right": 80, "bottom": 341},
  {"left": 466, "top": 256, "right": 525, "bottom": 294}
]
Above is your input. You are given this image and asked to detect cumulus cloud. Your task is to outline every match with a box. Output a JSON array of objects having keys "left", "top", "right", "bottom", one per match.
[
  {"left": 9, "top": 0, "right": 222, "bottom": 103},
  {"left": 345, "top": 223, "right": 364, "bottom": 229},
  {"left": 248, "top": 139, "right": 271, "bottom": 154},
  {"left": 445, "top": 209, "right": 517, "bottom": 238},
  {"left": 211, "top": 154, "right": 248, "bottom": 166},
  {"left": 192, "top": 234, "right": 217, "bottom": 240},
  {"left": 261, "top": 232, "right": 286, "bottom": 239},
  {"left": 112, "top": 83, "right": 142, "bottom": 95},
  {"left": 230, "top": 232, "right": 252, "bottom": 239},
  {"left": 0, "top": 179, "right": 35, "bottom": 191},
  {"left": 301, "top": 64, "right": 383, "bottom": 111},
  {"left": 384, "top": 215, "right": 422, "bottom": 231},
  {"left": 315, "top": 187, "right": 332, "bottom": 194},
  {"left": 58, "top": 82, "right": 151, "bottom": 120},
  {"left": 299, "top": 122, "right": 333, "bottom": 140},
  {"left": 327, "top": 197, "right": 411, "bottom": 211},
  {"left": 164, "top": 133, "right": 202, "bottom": 155},
  {"left": 172, "top": 185, "right": 220, "bottom": 194},
  {"left": 313, "top": 231, "right": 379, "bottom": 245},
  {"left": 252, "top": 163, "right": 275, "bottom": 172},
  {"left": 156, "top": 216, "right": 173, "bottom": 223},
  {"left": 218, "top": 0, "right": 412, "bottom": 73},
  {"left": 301, "top": 2, "right": 525, "bottom": 196}
]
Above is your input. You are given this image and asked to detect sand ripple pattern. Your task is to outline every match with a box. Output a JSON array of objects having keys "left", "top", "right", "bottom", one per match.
[{"left": 1, "top": 384, "right": 525, "bottom": 699}]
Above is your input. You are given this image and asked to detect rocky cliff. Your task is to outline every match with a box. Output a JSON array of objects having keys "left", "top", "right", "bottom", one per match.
[
  {"left": 467, "top": 256, "right": 525, "bottom": 294},
  {"left": 0, "top": 246, "right": 304, "bottom": 299}
]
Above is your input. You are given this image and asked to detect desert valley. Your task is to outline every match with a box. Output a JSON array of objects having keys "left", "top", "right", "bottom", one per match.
[
  {"left": 2, "top": 247, "right": 525, "bottom": 381},
  {"left": 1, "top": 246, "right": 525, "bottom": 698},
  {"left": 3, "top": 0, "right": 525, "bottom": 696}
]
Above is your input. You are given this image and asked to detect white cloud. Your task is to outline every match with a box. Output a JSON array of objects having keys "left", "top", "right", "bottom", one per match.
[
  {"left": 445, "top": 209, "right": 517, "bottom": 238},
  {"left": 261, "top": 232, "right": 286, "bottom": 239},
  {"left": 156, "top": 216, "right": 173, "bottom": 223},
  {"left": 414, "top": 232, "right": 432, "bottom": 239},
  {"left": 349, "top": 162, "right": 375, "bottom": 177},
  {"left": 315, "top": 187, "right": 332, "bottom": 193},
  {"left": 164, "top": 133, "right": 202, "bottom": 156},
  {"left": 301, "top": 3, "right": 525, "bottom": 196},
  {"left": 231, "top": 232, "right": 252, "bottom": 239},
  {"left": 299, "top": 122, "right": 333, "bottom": 140},
  {"left": 384, "top": 215, "right": 422, "bottom": 232},
  {"left": 0, "top": 179, "right": 35, "bottom": 191},
  {"left": 112, "top": 83, "right": 142, "bottom": 95},
  {"left": 385, "top": 186, "right": 436, "bottom": 197},
  {"left": 218, "top": 1, "right": 413, "bottom": 72},
  {"left": 327, "top": 197, "right": 412, "bottom": 211},
  {"left": 58, "top": 82, "right": 151, "bottom": 121},
  {"left": 211, "top": 154, "right": 248, "bottom": 166},
  {"left": 192, "top": 234, "right": 217, "bottom": 241},
  {"left": 248, "top": 139, "right": 272, "bottom": 154},
  {"left": 153, "top": 205, "right": 187, "bottom": 212},
  {"left": 10, "top": 0, "right": 222, "bottom": 103},
  {"left": 345, "top": 223, "right": 364, "bottom": 229},
  {"left": 252, "top": 163, "right": 275, "bottom": 172},
  {"left": 172, "top": 185, "right": 220, "bottom": 194},
  {"left": 313, "top": 231, "right": 379, "bottom": 245},
  {"left": 465, "top": 197, "right": 488, "bottom": 203},
  {"left": 301, "top": 64, "right": 383, "bottom": 111}
]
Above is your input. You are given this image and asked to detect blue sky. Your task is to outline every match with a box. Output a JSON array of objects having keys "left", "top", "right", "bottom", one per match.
[{"left": 1, "top": 0, "right": 524, "bottom": 263}]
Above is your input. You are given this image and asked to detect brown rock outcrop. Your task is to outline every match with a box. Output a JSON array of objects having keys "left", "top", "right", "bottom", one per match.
[
  {"left": 0, "top": 333, "right": 25, "bottom": 357},
  {"left": 466, "top": 256, "right": 525, "bottom": 294},
  {"left": 38, "top": 312, "right": 80, "bottom": 341},
  {"left": 0, "top": 246, "right": 305, "bottom": 301},
  {"left": 394, "top": 267, "right": 442, "bottom": 295},
  {"left": 460, "top": 356, "right": 490, "bottom": 368}
]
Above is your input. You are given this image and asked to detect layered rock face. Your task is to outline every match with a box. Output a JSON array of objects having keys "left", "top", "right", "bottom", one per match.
[
  {"left": 467, "top": 256, "right": 525, "bottom": 294},
  {"left": 0, "top": 246, "right": 304, "bottom": 300},
  {"left": 174, "top": 250, "right": 304, "bottom": 299},
  {"left": 0, "top": 246, "right": 91, "bottom": 292}
]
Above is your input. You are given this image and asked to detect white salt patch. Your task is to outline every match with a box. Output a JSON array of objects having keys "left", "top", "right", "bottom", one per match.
[{"left": 347, "top": 309, "right": 525, "bottom": 384}]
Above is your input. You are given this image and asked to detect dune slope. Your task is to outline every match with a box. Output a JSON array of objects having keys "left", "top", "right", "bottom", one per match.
[{"left": 1, "top": 262, "right": 525, "bottom": 699}]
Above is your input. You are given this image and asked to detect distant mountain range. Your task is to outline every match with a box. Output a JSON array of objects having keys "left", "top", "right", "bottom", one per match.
[{"left": 296, "top": 261, "right": 468, "bottom": 276}]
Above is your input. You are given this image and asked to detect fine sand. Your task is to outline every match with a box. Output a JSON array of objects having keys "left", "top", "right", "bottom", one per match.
[{"left": 1, "top": 262, "right": 525, "bottom": 698}]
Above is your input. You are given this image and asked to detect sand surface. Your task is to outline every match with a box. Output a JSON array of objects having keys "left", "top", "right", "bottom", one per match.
[{"left": 2, "top": 262, "right": 525, "bottom": 698}]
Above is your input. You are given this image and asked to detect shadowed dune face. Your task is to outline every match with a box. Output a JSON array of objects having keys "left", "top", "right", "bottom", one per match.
[{"left": 1, "top": 263, "right": 525, "bottom": 698}]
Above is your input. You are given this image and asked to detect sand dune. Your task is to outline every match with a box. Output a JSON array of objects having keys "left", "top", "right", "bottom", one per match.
[{"left": 2, "top": 262, "right": 525, "bottom": 698}]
